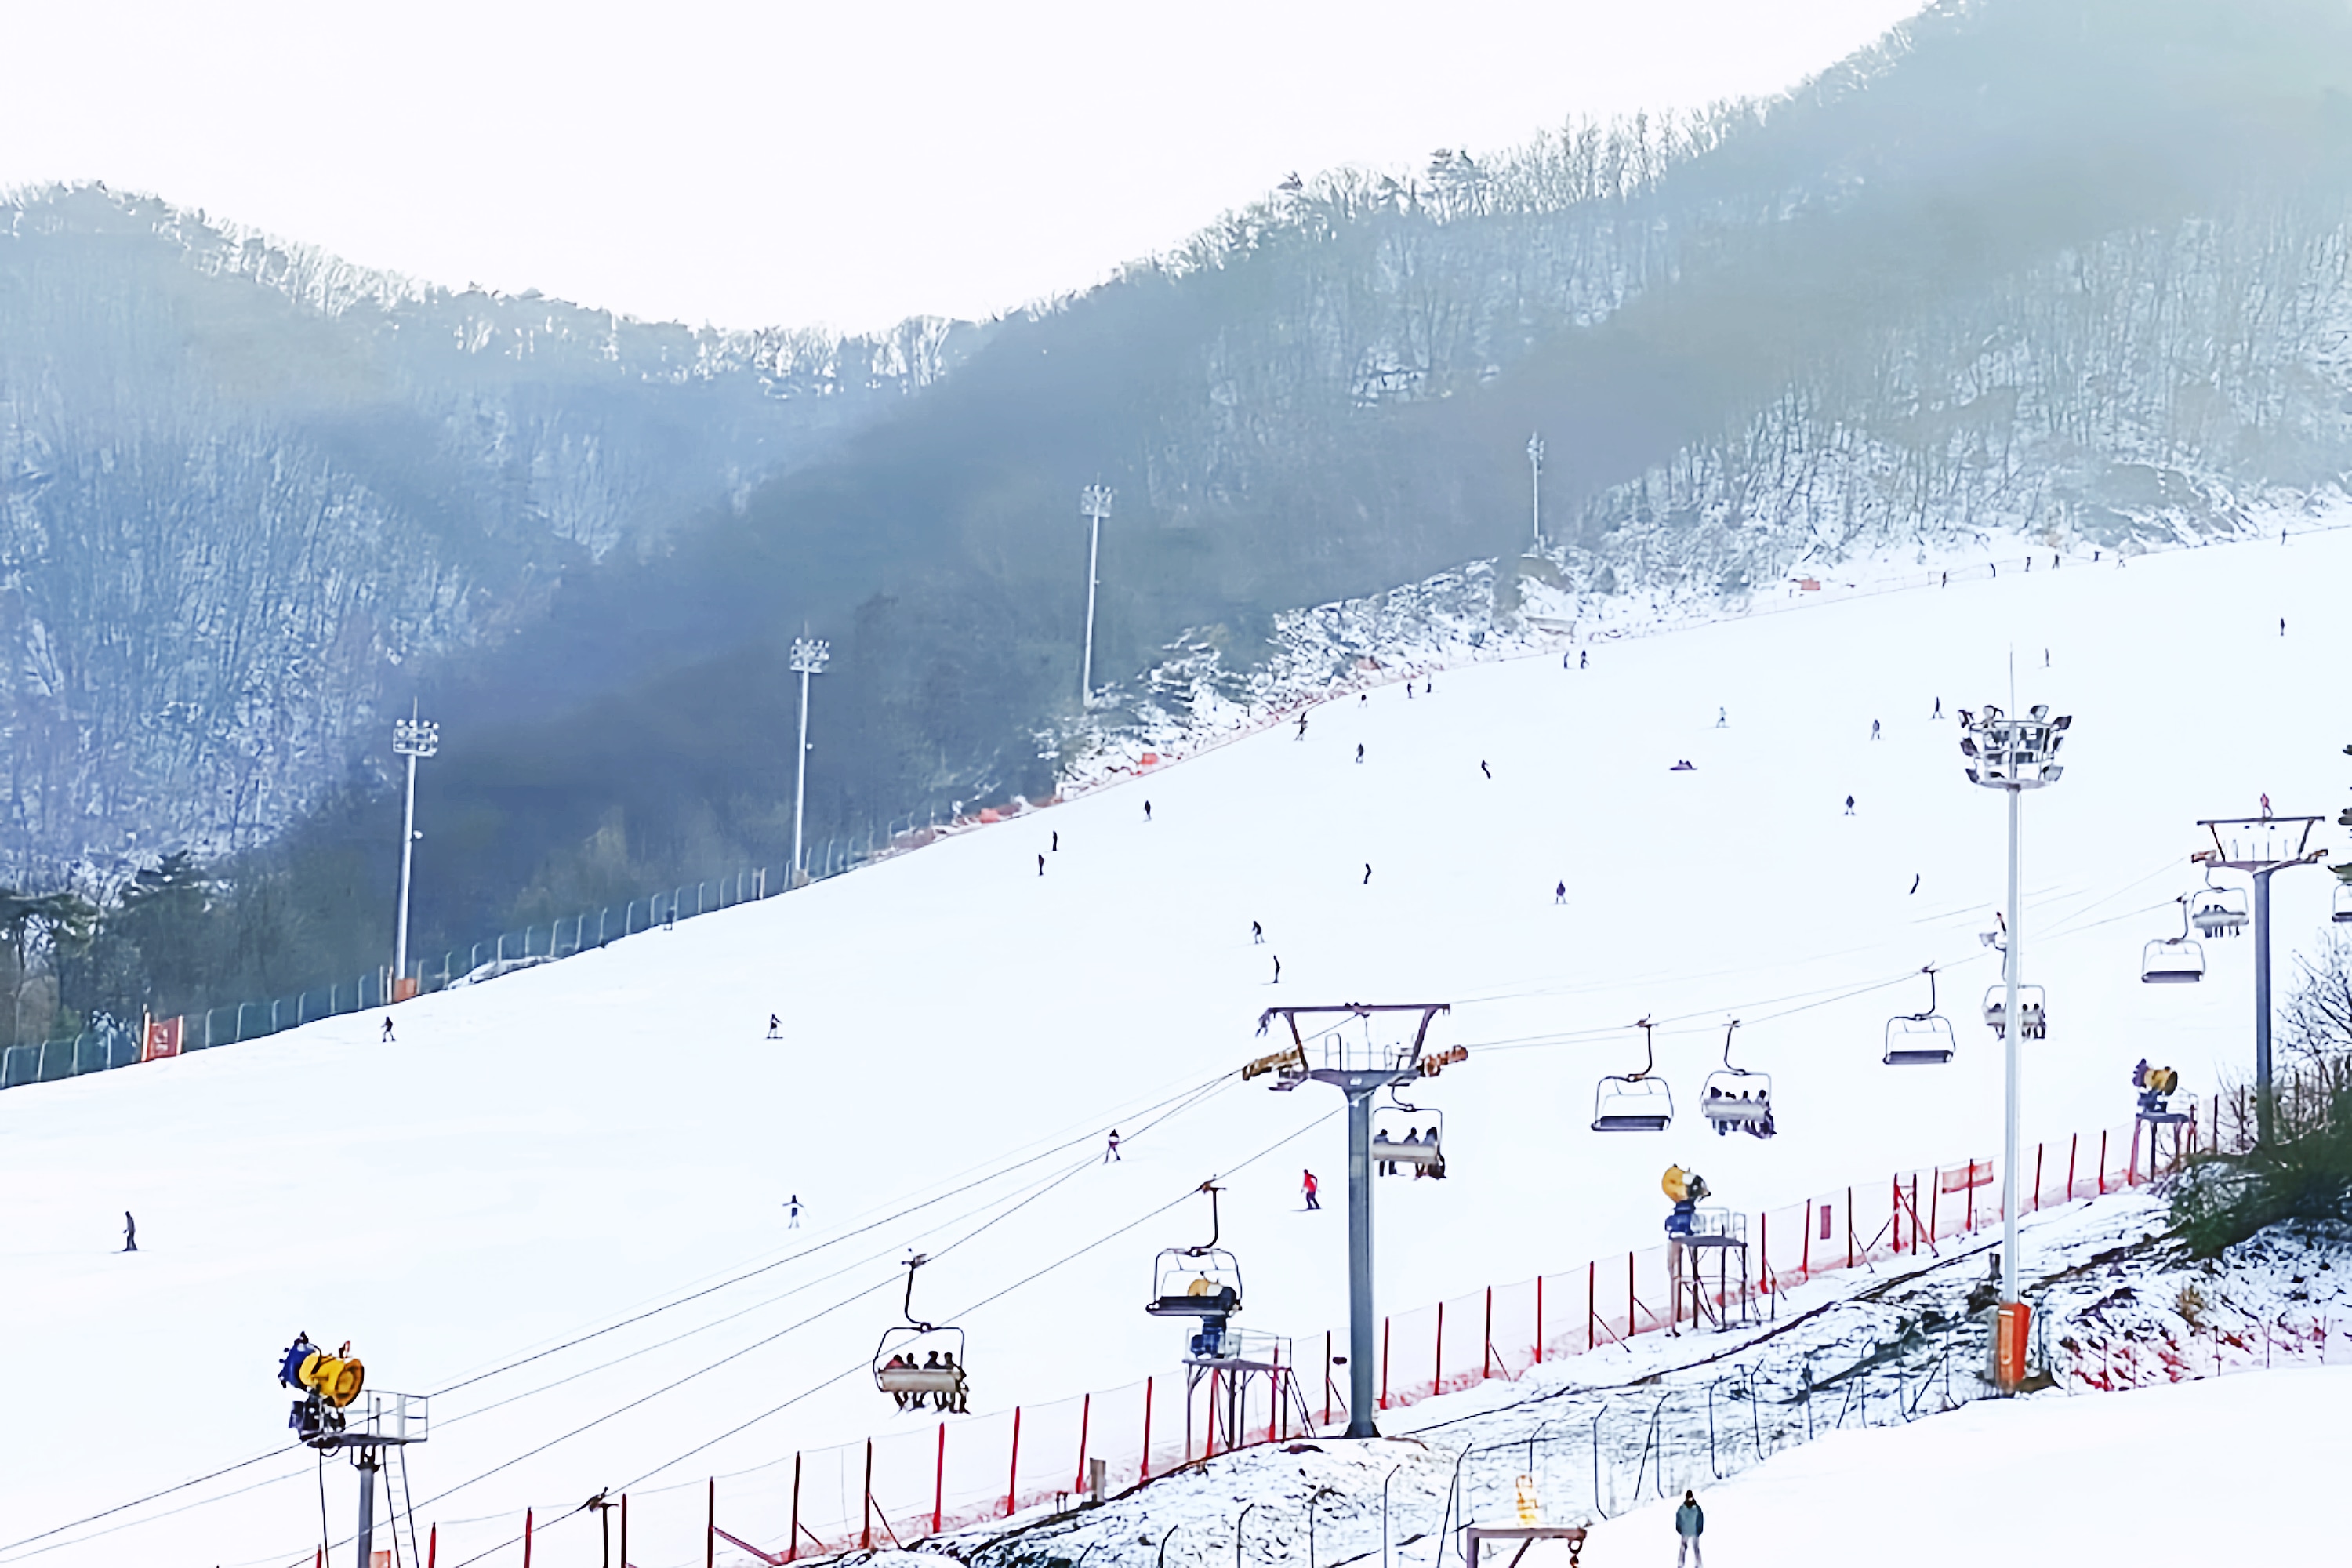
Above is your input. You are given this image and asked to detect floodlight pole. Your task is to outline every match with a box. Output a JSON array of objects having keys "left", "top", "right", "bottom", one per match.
[
  {"left": 1959, "top": 700, "right": 2070, "bottom": 1321},
  {"left": 1254, "top": 1002, "right": 1450, "bottom": 1437},
  {"left": 1080, "top": 485, "right": 1113, "bottom": 704},
  {"left": 790, "top": 635, "right": 831, "bottom": 887},
  {"left": 390, "top": 702, "right": 441, "bottom": 987},
  {"left": 1526, "top": 434, "right": 1544, "bottom": 547},
  {"left": 2195, "top": 815, "right": 2327, "bottom": 1146}
]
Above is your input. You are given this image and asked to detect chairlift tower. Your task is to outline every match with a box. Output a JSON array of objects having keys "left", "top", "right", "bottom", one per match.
[
  {"left": 390, "top": 703, "right": 440, "bottom": 989},
  {"left": 1079, "top": 484, "right": 1113, "bottom": 705},
  {"left": 2193, "top": 813, "right": 2328, "bottom": 1145},
  {"left": 1958, "top": 698, "right": 2069, "bottom": 1364},
  {"left": 280, "top": 1338, "right": 427, "bottom": 1568},
  {"left": 789, "top": 634, "right": 829, "bottom": 887},
  {"left": 1254, "top": 1001, "right": 1452, "bottom": 1437}
]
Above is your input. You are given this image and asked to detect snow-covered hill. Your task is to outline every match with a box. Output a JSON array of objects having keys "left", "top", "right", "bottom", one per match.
[{"left": 5, "top": 524, "right": 2349, "bottom": 1566}]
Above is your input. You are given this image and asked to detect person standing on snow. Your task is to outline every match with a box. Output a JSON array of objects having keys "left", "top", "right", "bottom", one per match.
[
  {"left": 1251, "top": 920, "right": 1265, "bottom": 943},
  {"left": 767, "top": 1014, "right": 782, "bottom": 1040},
  {"left": 1143, "top": 800, "right": 1152, "bottom": 822},
  {"left": 1296, "top": 713, "right": 1309, "bottom": 739},
  {"left": 381, "top": 1016, "right": 395, "bottom": 1044},
  {"left": 1675, "top": 1491, "right": 1704, "bottom": 1566},
  {"left": 1037, "top": 854, "right": 1045, "bottom": 877},
  {"left": 1104, "top": 1131, "right": 1122, "bottom": 1163},
  {"left": 1363, "top": 863, "right": 1373, "bottom": 885},
  {"left": 786, "top": 1194, "right": 802, "bottom": 1228},
  {"left": 1933, "top": 696, "right": 1943, "bottom": 719},
  {"left": 1272, "top": 955, "right": 1282, "bottom": 985},
  {"left": 122, "top": 1211, "right": 137, "bottom": 1253},
  {"left": 1870, "top": 719, "right": 1882, "bottom": 741},
  {"left": 1844, "top": 795, "right": 1856, "bottom": 815},
  {"left": 1578, "top": 650, "right": 1588, "bottom": 669},
  {"left": 1302, "top": 1170, "right": 1320, "bottom": 1210},
  {"left": 1555, "top": 881, "right": 1567, "bottom": 904},
  {"left": 1355, "top": 744, "right": 1364, "bottom": 764},
  {"left": 1479, "top": 760, "right": 1491, "bottom": 779}
]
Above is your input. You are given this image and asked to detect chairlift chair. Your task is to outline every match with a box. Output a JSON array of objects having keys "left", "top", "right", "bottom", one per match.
[
  {"left": 1372, "top": 1094, "right": 1446, "bottom": 1175},
  {"left": 1883, "top": 966, "right": 1957, "bottom": 1065},
  {"left": 2334, "top": 884, "right": 2352, "bottom": 924},
  {"left": 1699, "top": 1020, "right": 1774, "bottom": 1139},
  {"left": 1592, "top": 1019, "right": 1674, "bottom": 1132},
  {"left": 873, "top": 1255, "right": 970, "bottom": 1406},
  {"left": 1982, "top": 984, "right": 2048, "bottom": 1040},
  {"left": 2140, "top": 896, "right": 2206, "bottom": 984},
  {"left": 1144, "top": 1183, "right": 1245, "bottom": 1319},
  {"left": 2189, "top": 887, "right": 2248, "bottom": 938}
]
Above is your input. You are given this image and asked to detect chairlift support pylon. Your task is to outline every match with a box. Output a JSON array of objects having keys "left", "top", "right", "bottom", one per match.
[
  {"left": 2140, "top": 895, "right": 2207, "bottom": 984},
  {"left": 873, "top": 1254, "right": 969, "bottom": 1407},
  {"left": 1883, "top": 966, "right": 1957, "bottom": 1065},
  {"left": 1700, "top": 1019, "right": 1773, "bottom": 1138},
  {"left": 1592, "top": 1018, "right": 1673, "bottom": 1132}
]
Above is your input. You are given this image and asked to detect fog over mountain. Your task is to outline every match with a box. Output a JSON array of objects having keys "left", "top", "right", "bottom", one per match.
[{"left": 8, "top": 0, "right": 2352, "bottom": 1022}]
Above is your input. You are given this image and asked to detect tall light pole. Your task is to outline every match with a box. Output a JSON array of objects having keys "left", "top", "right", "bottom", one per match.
[
  {"left": 1079, "top": 483, "right": 1113, "bottom": 705},
  {"left": 790, "top": 634, "right": 829, "bottom": 888},
  {"left": 390, "top": 702, "right": 439, "bottom": 990},
  {"left": 1526, "top": 434, "right": 1544, "bottom": 548},
  {"left": 2194, "top": 812, "right": 2327, "bottom": 1145},
  {"left": 1253, "top": 1002, "right": 1451, "bottom": 1437},
  {"left": 1958, "top": 697, "right": 2068, "bottom": 1385}
]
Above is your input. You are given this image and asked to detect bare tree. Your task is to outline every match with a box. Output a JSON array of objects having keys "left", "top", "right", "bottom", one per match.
[{"left": 2280, "top": 931, "right": 2352, "bottom": 1065}]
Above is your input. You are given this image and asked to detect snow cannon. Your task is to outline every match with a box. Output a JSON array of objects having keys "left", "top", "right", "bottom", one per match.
[
  {"left": 1661, "top": 1167, "right": 1708, "bottom": 1205},
  {"left": 2133, "top": 1062, "right": 2186, "bottom": 1123},
  {"left": 280, "top": 1335, "right": 365, "bottom": 1408}
]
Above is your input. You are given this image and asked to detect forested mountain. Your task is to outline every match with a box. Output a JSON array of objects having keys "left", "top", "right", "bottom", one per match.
[{"left": 11, "top": 0, "right": 2352, "bottom": 1036}]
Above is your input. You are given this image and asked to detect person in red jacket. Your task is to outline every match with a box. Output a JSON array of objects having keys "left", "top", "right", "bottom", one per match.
[{"left": 1301, "top": 1170, "right": 1320, "bottom": 1210}]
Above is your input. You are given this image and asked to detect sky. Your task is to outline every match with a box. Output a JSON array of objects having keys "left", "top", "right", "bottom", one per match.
[{"left": 0, "top": 0, "right": 1926, "bottom": 332}]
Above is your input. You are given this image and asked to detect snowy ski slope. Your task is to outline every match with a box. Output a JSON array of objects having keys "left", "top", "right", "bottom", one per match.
[{"left": 4, "top": 524, "right": 2348, "bottom": 1566}]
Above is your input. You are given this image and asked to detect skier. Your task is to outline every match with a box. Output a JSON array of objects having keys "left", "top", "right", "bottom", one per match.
[
  {"left": 1675, "top": 1491, "right": 1704, "bottom": 1567},
  {"left": 1940, "top": 571, "right": 1948, "bottom": 587},
  {"left": 1355, "top": 744, "right": 1364, "bottom": 764},
  {"left": 1716, "top": 706, "right": 1726, "bottom": 728},
  {"left": 1844, "top": 794, "right": 1856, "bottom": 815},
  {"left": 1103, "top": 1131, "right": 1122, "bottom": 1163},
  {"left": 1051, "top": 830, "right": 1058, "bottom": 852},
  {"left": 767, "top": 1014, "right": 781, "bottom": 1040},
  {"left": 2261, "top": 792, "right": 2272, "bottom": 819},
  {"left": 1302, "top": 1170, "right": 1320, "bottom": 1210},
  {"left": 2281, "top": 617, "right": 2288, "bottom": 637},
  {"left": 1578, "top": 650, "right": 1588, "bottom": 670},
  {"left": 2044, "top": 648, "right": 2050, "bottom": 668},
  {"left": 122, "top": 1211, "right": 137, "bottom": 1254},
  {"left": 1406, "top": 683, "right": 1414, "bottom": 699},
  {"left": 1272, "top": 955, "right": 1282, "bottom": 985},
  {"left": 1359, "top": 692, "right": 1367, "bottom": 706},
  {"left": 1251, "top": 920, "right": 1265, "bottom": 943},
  {"left": 1932, "top": 696, "right": 1942, "bottom": 719},
  {"left": 1479, "top": 760, "right": 1491, "bottom": 779},
  {"left": 380, "top": 1016, "right": 395, "bottom": 1044},
  {"left": 1555, "top": 881, "right": 1567, "bottom": 904},
  {"left": 786, "top": 1194, "right": 802, "bottom": 1228},
  {"left": 1910, "top": 873, "right": 1921, "bottom": 895},
  {"left": 1037, "top": 854, "right": 1045, "bottom": 877},
  {"left": 1562, "top": 652, "right": 1571, "bottom": 670},
  {"left": 1363, "top": 862, "right": 1373, "bottom": 885},
  {"left": 1870, "top": 719, "right": 1882, "bottom": 741},
  {"left": 1143, "top": 800, "right": 1152, "bottom": 822},
  {"left": 1296, "top": 713, "right": 1309, "bottom": 739}
]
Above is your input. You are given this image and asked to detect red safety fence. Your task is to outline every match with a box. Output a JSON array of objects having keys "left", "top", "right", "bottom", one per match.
[{"left": 430, "top": 1104, "right": 2215, "bottom": 1566}]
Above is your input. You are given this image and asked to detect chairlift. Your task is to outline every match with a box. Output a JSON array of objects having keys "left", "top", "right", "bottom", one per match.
[
  {"left": 1982, "top": 984, "right": 2048, "bottom": 1040},
  {"left": 1592, "top": 1018, "right": 1674, "bottom": 1132},
  {"left": 2189, "top": 886, "right": 2248, "bottom": 938},
  {"left": 1700, "top": 1019, "right": 1774, "bottom": 1138},
  {"left": 1372, "top": 1091, "right": 1446, "bottom": 1176},
  {"left": 2334, "top": 884, "right": 2352, "bottom": 924},
  {"left": 1144, "top": 1183, "right": 1245, "bottom": 1319},
  {"left": 874, "top": 1255, "right": 970, "bottom": 1410},
  {"left": 2140, "top": 896, "right": 2206, "bottom": 985},
  {"left": 1883, "top": 966, "right": 1957, "bottom": 1065}
]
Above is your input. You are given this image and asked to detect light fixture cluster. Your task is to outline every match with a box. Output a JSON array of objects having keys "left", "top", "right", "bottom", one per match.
[{"left": 1958, "top": 702, "right": 2070, "bottom": 789}]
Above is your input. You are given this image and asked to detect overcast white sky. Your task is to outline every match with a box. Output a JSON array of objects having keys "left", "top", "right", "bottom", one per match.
[{"left": 0, "top": 1, "right": 1925, "bottom": 333}]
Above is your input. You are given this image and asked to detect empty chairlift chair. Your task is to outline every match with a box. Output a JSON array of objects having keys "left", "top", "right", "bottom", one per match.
[
  {"left": 1883, "top": 966, "right": 1958, "bottom": 1065},
  {"left": 2141, "top": 896, "right": 2206, "bottom": 984},
  {"left": 1982, "top": 984, "right": 2047, "bottom": 1040},
  {"left": 1700, "top": 1019, "right": 1774, "bottom": 1139},
  {"left": 1592, "top": 1018, "right": 1675, "bottom": 1132}
]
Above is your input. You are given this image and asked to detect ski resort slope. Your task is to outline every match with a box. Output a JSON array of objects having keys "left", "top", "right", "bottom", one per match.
[
  {"left": 1578, "top": 1366, "right": 2352, "bottom": 1567},
  {"left": 4, "top": 527, "right": 2349, "bottom": 1566}
]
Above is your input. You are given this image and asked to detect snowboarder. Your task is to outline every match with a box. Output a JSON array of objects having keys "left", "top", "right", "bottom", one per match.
[
  {"left": 1359, "top": 692, "right": 1367, "bottom": 706},
  {"left": 2044, "top": 648, "right": 2050, "bottom": 668},
  {"left": 1479, "top": 760, "right": 1491, "bottom": 779},
  {"left": 1844, "top": 794, "right": 1856, "bottom": 815},
  {"left": 1406, "top": 683, "right": 1414, "bottom": 699},
  {"left": 1355, "top": 744, "right": 1364, "bottom": 764},
  {"left": 786, "top": 1194, "right": 802, "bottom": 1228},
  {"left": 1932, "top": 696, "right": 1942, "bottom": 719},
  {"left": 1578, "top": 650, "right": 1588, "bottom": 670},
  {"left": 1870, "top": 719, "right": 1882, "bottom": 741},
  {"left": 122, "top": 1211, "right": 136, "bottom": 1253},
  {"left": 1363, "top": 863, "right": 1373, "bottom": 885},
  {"left": 2260, "top": 792, "right": 2272, "bottom": 819},
  {"left": 1675, "top": 1491, "right": 1704, "bottom": 1566},
  {"left": 767, "top": 1014, "right": 782, "bottom": 1040},
  {"left": 1716, "top": 706, "right": 1726, "bottom": 728},
  {"left": 1037, "top": 854, "right": 1045, "bottom": 877},
  {"left": 1272, "top": 955, "right": 1282, "bottom": 985},
  {"left": 1104, "top": 1131, "right": 1122, "bottom": 1163},
  {"left": 1302, "top": 1170, "right": 1320, "bottom": 1210},
  {"left": 380, "top": 1016, "right": 395, "bottom": 1044},
  {"left": 1051, "top": 830, "right": 1058, "bottom": 852},
  {"left": 2281, "top": 617, "right": 2288, "bottom": 637},
  {"left": 1251, "top": 920, "right": 1265, "bottom": 943},
  {"left": 1910, "top": 873, "right": 1921, "bottom": 895},
  {"left": 1940, "top": 571, "right": 1948, "bottom": 587},
  {"left": 1555, "top": 881, "right": 1567, "bottom": 904},
  {"left": 1143, "top": 800, "right": 1152, "bottom": 822},
  {"left": 1562, "top": 652, "right": 1571, "bottom": 670},
  {"left": 1295, "top": 713, "right": 1308, "bottom": 739}
]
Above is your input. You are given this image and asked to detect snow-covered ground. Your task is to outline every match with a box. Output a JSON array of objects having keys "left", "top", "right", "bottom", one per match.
[{"left": 5, "top": 524, "right": 2350, "bottom": 1566}]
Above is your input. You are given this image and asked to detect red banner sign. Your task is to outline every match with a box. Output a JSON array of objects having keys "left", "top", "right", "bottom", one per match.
[{"left": 142, "top": 1016, "right": 183, "bottom": 1062}]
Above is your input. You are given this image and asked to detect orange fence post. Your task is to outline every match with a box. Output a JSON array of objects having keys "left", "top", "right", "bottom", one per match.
[
  {"left": 1074, "top": 1393, "right": 1091, "bottom": 1491},
  {"left": 2067, "top": 1133, "right": 2078, "bottom": 1201},
  {"left": 790, "top": 1454, "right": 804, "bottom": 1560},
  {"left": 933, "top": 1427, "right": 945, "bottom": 1534},
  {"left": 1626, "top": 1252, "right": 1635, "bottom": 1334},
  {"left": 2033, "top": 1142, "right": 2044, "bottom": 1211},
  {"left": 2098, "top": 1130, "right": 2108, "bottom": 1194},
  {"left": 524, "top": 1507, "right": 535, "bottom": 1568},
  {"left": 1322, "top": 1334, "right": 1331, "bottom": 1425},
  {"left": 1380, "top": 1319, "right": 1390, "bottom": 1410},
  {"left": 1433, "top": 1300, "right": 1444, "bottom": 1399},
  {"left": 707, "top": 1480, "right": 715, "bottom": 1568},
  {"left": 1483, "top": 1287, "right": 1494, "bottom": 1381},
  {"left": 1142, "top": 1375, "right": 1155, "bottom": 1479},
  {"left": 1535, "top": 1275, "right": 1545, "bottom": 1364},
  {"left": 862, "top": 1440, "right": 875, "bottom": 1549},
  {"left": 1801, "top": 1200, "right": 1813, "bottom": 1280},
  {"left": 1891, "top": 1176, "right": 1902, "bottom": 1254},
  {"left": 620, "top": 1496, "right": 629, "bottom": 1568},
  {"left": 1846, "top": 1186, "right": 1856, "bottom": 1269},
  {"left": 2128, "top": 1120, "right": 2141, "bottom": 1186},
  {"left": 427, "top": 1525, "right": 437, "bottom": 1568},
  {"left": 1005, "top": 1406, "right": 1022, "bottom": 1518},
  {"left": 1588, "top": 1261, "right": 1597, "bottom": 1351}
]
